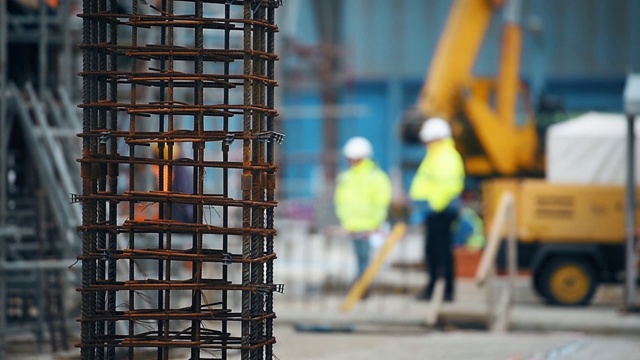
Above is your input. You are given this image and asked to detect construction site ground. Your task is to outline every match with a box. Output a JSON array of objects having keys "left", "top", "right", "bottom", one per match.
[
  {"left": 10, "top": 279, "right": 640, "bottom": 360},
  {"left": 7, "top": 220, "right": 640, "bottom": 359}
]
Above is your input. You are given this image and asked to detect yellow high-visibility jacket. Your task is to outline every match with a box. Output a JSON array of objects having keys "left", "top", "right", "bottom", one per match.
[
  {"left": 409, "top": 138, "right": 465, "bottom": 212},
  {"left": 334, "top": 158, "right": 392, "bottom": 232}
]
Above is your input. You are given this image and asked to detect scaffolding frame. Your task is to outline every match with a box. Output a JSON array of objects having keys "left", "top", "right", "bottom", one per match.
[{"left": 0, "top": 0, "right": 81, "bottom": 357}]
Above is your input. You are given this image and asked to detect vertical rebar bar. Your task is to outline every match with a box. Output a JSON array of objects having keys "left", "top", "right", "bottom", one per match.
[
  {"left": 241, "top": 3, "right": 252, "bottom": 358},
  {"left": 95, "top": 1, "right": 108, "bottom": 357},
  {"left": 128, "top": 1, "right": 139, "bottom": 359},
  {"left": 162, "top": 2, "right": 175, "bottom": 359},
  {"left": 80, "top": 0, "right": 94, "bottom": 358},
  {"left": 107, "top": 2, "right": 119, "bottom": 359},
  {"left": 156, "top": 1, "right": 167, "bottom": 358},
  {"left": 191, "top": 1, "right": 204, "bottom": 358},
  {"left": 265, "top": 7, "right": 276, "bottom": 359},
  {"left": 222, "top": 3, "right": 231, "bottom": 359}
]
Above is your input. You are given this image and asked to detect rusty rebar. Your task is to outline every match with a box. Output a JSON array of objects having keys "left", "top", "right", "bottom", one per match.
[{"left": 79, "top": 1, "right": 281, "bottom": 359}]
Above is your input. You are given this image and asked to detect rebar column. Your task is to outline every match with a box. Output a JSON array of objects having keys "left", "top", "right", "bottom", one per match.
[{"left": 78, "top": 1, "right": 282, "bottom": 359}]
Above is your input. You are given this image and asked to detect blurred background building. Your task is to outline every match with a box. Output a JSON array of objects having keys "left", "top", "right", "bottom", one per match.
[
  {"left": 275, "top": 0, "right": 640, "bottom": 220},
  {"left": 1, "top": 0, "right": 81, "bottom": 356}
]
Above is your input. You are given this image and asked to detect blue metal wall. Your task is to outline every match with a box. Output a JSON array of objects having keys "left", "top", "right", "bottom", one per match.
[
  {"left": 277, "top": 0, "right": 640, "bottom": 200},
  {"left": 338, "top": 0, "right": 640, "bottom": 79}
]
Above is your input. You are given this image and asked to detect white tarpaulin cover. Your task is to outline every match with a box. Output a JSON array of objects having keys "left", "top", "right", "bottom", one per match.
[{"left": 546, "top": 111, "right": 640, "bottom": 185}]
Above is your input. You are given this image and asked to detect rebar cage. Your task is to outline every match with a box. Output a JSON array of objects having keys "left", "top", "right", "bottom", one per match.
[{"left": 78, "top": 0, "right": 281, "bottom": 358}]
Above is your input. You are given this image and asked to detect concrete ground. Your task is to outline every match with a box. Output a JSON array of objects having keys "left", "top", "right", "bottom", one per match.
[
  {"left": 267, "top": 220, "right": 640, "bottom": 360},
  {"left": 274, "top": 280, "right": 640, "bottom": 335},
  {"left": 8, "top": 220, "right": 640, "bottom": 359},
  {"left": 11, "top": 323, "right": 640, "bottom": 360},
  {"left": 269, "top": 325, "right": 640, "bottom": 360}
]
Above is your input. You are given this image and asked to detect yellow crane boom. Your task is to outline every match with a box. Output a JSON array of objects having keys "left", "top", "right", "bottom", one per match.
[{"left": 404, "top": 0, "right": 540, "bottom": 176}]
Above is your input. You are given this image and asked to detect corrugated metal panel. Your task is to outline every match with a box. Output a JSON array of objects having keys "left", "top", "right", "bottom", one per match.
[
  {"left": 280, "top": 92, "right": 324, "bottom": 199},
  {"left": 283, "top": 0, "right": 640, "bottom": 80},
  {"left": 338, "top": 82, "right": 390, "bottom": 170},
  {"left": 338, "top": 0, "right": 640, "bottom": 78},
  {"left": 343, "top": 0, "right": 449, "bottom": 77}
]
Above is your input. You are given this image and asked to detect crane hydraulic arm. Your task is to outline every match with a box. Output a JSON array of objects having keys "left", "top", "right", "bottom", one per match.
[{"left": 402, "top": 0, "right": 540, "bottom": 177}]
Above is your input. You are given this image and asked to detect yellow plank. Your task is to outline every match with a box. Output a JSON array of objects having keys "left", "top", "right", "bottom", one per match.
[{"left": 341, "top": 222, "right": 408, "bottom": 313}]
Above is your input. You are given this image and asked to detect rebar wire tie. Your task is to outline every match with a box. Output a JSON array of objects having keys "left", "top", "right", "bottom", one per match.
[
  {"left": 99, "top": 132, "right": 110, "bottom": 144},
  {"left": 222, "top": 253, "right": 233, "bottom": 266},
  {"left": 273, "top": 283, "right": 285, "bottom": 294},
  {"left": 251, "top": 0, "right": 263, "bottom": 13},
  {"left": 224, "top": 134, "right": 235, "bottom": 146},
  {"left": 70, "top": 193, "right": 82, "bottom": 204},
  {"left": 101, "top": 249, "right": 111, "bottom": 261},
  {"left": 255, "top": 283, "right": 285, "bottom": 296},
  {"left": 256, "top": 131, "right": 285, "bottom": 144}
]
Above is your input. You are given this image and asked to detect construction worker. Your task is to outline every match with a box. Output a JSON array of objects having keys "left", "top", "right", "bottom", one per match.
[
  {"left": 334, "top": 136, "right": 392, "bottom": 282},
  {"left": 409, "top": 118, "right": 465, "bottom": 302},
  {"left": 153, "top": 143, "right": 193, "bottom": 223}
]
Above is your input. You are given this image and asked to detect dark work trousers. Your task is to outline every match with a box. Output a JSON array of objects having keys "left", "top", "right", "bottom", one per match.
[{"left": 423, "top": 208, "right": 458, "bottom": 299}]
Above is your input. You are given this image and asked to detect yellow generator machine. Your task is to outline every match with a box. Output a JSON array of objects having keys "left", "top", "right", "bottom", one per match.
[
  {"left": 484, "top": 112, "right": 640, "bottom": 306},
  {"left": 400, "top": 0, "right": 638, "bottom": 305}
]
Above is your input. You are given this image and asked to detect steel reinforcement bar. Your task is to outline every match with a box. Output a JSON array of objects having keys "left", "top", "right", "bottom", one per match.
[{"left": 79, "top": 1, "right": 281, "bottom": 359}]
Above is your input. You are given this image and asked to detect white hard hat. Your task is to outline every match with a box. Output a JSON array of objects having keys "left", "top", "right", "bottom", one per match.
[
  {"left": 419, "top": 117, "right": 451, "bottom": 143},
  {"left": 342, "top": 136, "right": 373, "bottom": 159}
]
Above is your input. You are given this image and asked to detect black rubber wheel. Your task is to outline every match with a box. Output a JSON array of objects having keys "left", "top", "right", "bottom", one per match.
[{"left": 538, "top": 256, "right": 598, "bottom": 306}]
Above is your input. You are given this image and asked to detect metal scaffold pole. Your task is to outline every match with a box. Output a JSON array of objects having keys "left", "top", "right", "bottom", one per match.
[
  {"left": 0, "top": 0, "right": 8, "bottom": 230},
  {"left": 623, "top": 74, "right": 640, "bottom": 311}
]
